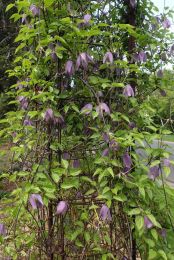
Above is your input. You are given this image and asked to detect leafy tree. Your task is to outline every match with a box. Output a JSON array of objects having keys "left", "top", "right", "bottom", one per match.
[{"left": 0, "top": 0, "right": 174, "bottom": 259}]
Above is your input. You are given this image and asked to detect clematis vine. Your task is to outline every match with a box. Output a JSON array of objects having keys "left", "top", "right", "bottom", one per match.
[
  {"left": 44, "top": 108, "right": 54, "bottom": 123},
  {"left": 103, "top": 51, "right": 113, "bottom": 64},
  {"left": 81, "top": 103, "right": 93, "bottom": 115},
  {"left": 123, "top": 84, "right": 134, "bottom": 97},
  {"left": 99, "top": 204, "right": 112, "bottom": 221},
  {"left": 76, "top": 52, "right": 93, "bottom": 70},
  {"left": 144, "top": 216, "right": 153, "bottom": 229},
  {"left": 0, "top": 223, "right": 6, "bottom": 236},
  {"left": 29, "top": 194, "right": 44, "bottom": 210},
  {"left": 96, "top": 102, "right": 110, "bottom": 116},
  {"left": 149, "top": 166, "right": 160, "bottom": 181},
  {"left": 65, "top": 60, "right": 75, "bottom": 76},
  {"left": 56, "top": 201, "right": 68, "bottom": 215}
]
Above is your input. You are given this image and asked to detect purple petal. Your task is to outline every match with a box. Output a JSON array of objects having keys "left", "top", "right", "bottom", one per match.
[
  {"left": 62, "top": 152, "right": 70, "bottom": 160},
  {"left": 123, "top": 152, "right": 132, "bottom": 168},
  {"left": 18, "top": 96, "right": 28, "bottom": 110},
  {"left": 163, "top": 158, "right": 170, "bottom": 167},
  {"left": 102, "top": 148, "right": 109, "bottom": 157},
  {"left": 162, "top": 18, "right": 171, "bottom": 29},
  {"left": 138, "top": 51, "right": 147, "bottom": 62},
  {"left": 84, "top": 14, "right": 91, "bottom": 24},
  {"left": 56, "top": 201, "right": 68, "bottom": 215},
  {"left": 24, "top": 119, "right": 32, "bottom": 126},
  {"left": 29, "top": 194, "right": 44, "bottom": 210},
  {"left": 160, "top": 89, "right": 166, "bottom": 97},
  {"left": 0, "top": 223, "right": 6, "bottom": 236},
  {"left": 81, "top": 103, "right": 93, "bottom": 115},
  {"left": 99, "top": 204, "right": 112, "bottom": 221},
  {"left": 103, "top": 51, "right": 113, "bottom": 64},
  {"left": 144, "top": 216, "right": 153, "bottom": 229},
  {"left": 96, "top": 103, "right": 110, "bottom": 116},
  {"left": 109, "top": 139, "right": 119, "bottom": 151},
  {"left": 123, "top": 84, "right": 134, "bottom": 97},
  {"left": 44, "top": 108, "right": 54, "bottom": 123},
  {"left": 149, "top": 166, "right": 160, "bottom": 180},
  {"left": 51, "top": 52, "right": 58, "bottom": 62},
  {"left": 159, "top": 228, "right": 167, "bottom": 238},
  {"left": 103, "top": 133, "right": 110, "bottom": 143},
  {"left": 65, "top": 60, "right": 74, "bottom": 76},
  {"left": 73, "top": 159, "right": 80, "bottom": 168},
  {"left": 129, "top": 122, "right": 136, "bottom": 129},
  {"left": 30, "top": 4, "right": 40, "bottom": 16}
]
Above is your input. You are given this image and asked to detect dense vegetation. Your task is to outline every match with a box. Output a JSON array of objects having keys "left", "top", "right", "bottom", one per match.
[{"left": 0, "top": 0, "right": 174, "bottom": 259}]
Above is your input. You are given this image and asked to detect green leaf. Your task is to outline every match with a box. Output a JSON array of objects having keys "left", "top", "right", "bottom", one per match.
[
  {"left": 135, "top": 216, "right": 144, "bottom": 231},
  {"left": 6, "top": 3, "right": 14, "bottom": 12},
  {"left": 128, "top": 208, "right": 141, "bottom": 216},
  {"left": 61, "top": 178, "right": 79, "bottom": 189}
]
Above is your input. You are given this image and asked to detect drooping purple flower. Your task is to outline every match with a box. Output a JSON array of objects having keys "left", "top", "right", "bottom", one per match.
[
  {"left": 96, "top": 102, "right": 110, "bottom": 116},
  {"left": 159, "top": 228, "right": 167, "bottom": 238},
  {"left": 62, "top": 152, "right": 70, "bottom": 160},
  {"left": 0, "top": 223, "right": 6, "bottom": 236},
  {"left": 54, "top": 115, "right": 65, "bottom": 126},
  {"left": 139, "top": 51, "right": 147, "bottom": 62},
  {"left": 162, "top": 18, "right": 171, "bottom": 29},
  {"left": 157, "top": 69, "right": 163, "bottom": 78},
  {"left": 18, "top": 96, "right": 28, "bottom": 110},
  {"left": 44, "top": 108, "right": 54, "bottom": 123},
  {"left": 51, "top": 52, "right": 58, "bottom": 62},
  {"left": 144, "top": 216, "right": 153, "bottom": 229},
  {"left": 24, "top": 119, "right": 32, "bottom": 126},
  {"left": 163, "top": 158, "right": 170, "bottom": 167},
  {"left": 73, "top": 159, "right": 80, "bottom": 168},
  {"left": 149, "top": 166, "right": 160, "bottom": 180},
  {"left": 81, "top": 103, "right": 93, "bottom": 115},
  {"left": 102, "top": 148, "right": 109, "bottom": 157},
  {"left": 109, "top": 139, "right": 119, "bottom": 151},
  {"left": 22, "top": 14, "right": 28, "bottom": 24},
  {"left": 122, "top": 257, "right": 128, "bottom": 260},
  {"left": 84, "top": 14, "right": 91, "bottom": 24},
  {"left": 30, "top": 4, "right": 40, "bottom": 16},
  {"left": 129, "top": 122, "right": 136, "bottom": 129},
  {"left": 103, "top": 133, "right": 110, "bottom": 143},
  {"left": 65, "top": 60, "right": 75, "bottom": 76},
  {"left": 103, "top": 51, "right": 113, "bottom": 64},
  {"left": 76, "top": 52, "right": 93, "bottom": 70},
  {"left": 29, "top": 194, "right": 44, "bottom": 210},
  {"left": 99, "top": 204, "right": 112, "bottom": 221},
  {"left": 130, "top": 0, "right": 136, "bottom": 8},
  {"left": 160, "top": 89, "right": 167, "bottom": 97},
  {"left": 56, "top": 201, "right": 68, "bottom": 215},
  {"left": 123, "top": 166, "right": 131, "bottom": 174},
  {"left": 123, "top": 84, "right": 134, "bottom": 97},
  {"left": 123, "top": 152, "right": 132, "bottom": 169}
]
